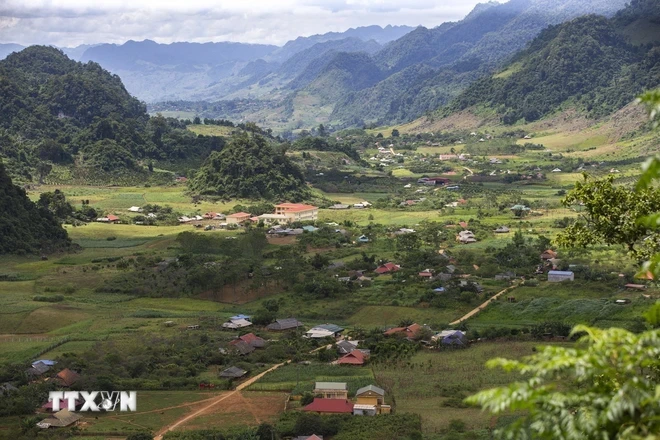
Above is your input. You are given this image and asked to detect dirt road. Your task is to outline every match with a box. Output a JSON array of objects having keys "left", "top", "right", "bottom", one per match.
[
  {"left": 449, "top": 283, "right": 519, "bottom": 325},
  {"left": 153, "top": 361, "right": 286, "bottom": 440}
]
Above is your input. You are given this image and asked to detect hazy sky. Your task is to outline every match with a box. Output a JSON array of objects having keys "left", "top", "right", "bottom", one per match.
[{"left": 0, "top": 0, "right": 499, "bottom": 47}]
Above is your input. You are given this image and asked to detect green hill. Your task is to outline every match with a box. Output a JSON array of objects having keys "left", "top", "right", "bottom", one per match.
[
  {"left": 189, "top": 133, "right": 309, "bottom": 201},
  {"left": 445, "top": 2, "right": 660, "bottom": 124},
  {"left": 0, "top": 162, "right": 70, "bottom": 254},
  {"left": 0, "top": 46, "right": 226, "bottom": 180}
]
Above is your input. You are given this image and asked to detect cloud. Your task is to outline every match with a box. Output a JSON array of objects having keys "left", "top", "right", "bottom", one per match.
[{"left": 0, "top": 0, "right": 498, "bottom": 47}]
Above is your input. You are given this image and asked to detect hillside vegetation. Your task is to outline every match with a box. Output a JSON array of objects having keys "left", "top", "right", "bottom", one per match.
[
  {"left": 189, "top": 133, "right": 309, "bottom": 201},
  {"left": 0, "top": 162, "right": 70, "bottom": 254},
  {"left": 446, "top": 2, "right": 660, "bottom": 124},
  {"left": 0, "top": 46, "right": 226, "bottom": 180}
]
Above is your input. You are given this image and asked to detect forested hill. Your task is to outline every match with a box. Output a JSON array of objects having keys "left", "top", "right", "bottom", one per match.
[
  {"left": 0, "top": 162, "right": 70, "bottom": 255},
  {"left": 189, "top": 133, "right": 309, "bottom": 201},
  {"left": 444, "top": 0, "right": 660, "bottom": 124},
  {"left": 0, "top": 46, "right": 226, "bottom": 181}
]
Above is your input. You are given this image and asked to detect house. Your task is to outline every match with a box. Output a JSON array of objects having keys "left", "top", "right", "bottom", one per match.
[
  {"left": 494, "top": 226, "right": 510, "bottom": 233},
  {"left": 228, "top": 340, "right": 255, "bottom": 355},
  {"left": 540, "top": 249, "right": 558, "bottom": 260},
  {"left": 625, "top": 284, "right": 647, "bottom": 291},
  {"left": 419, "top": 270, "right": 434, "bottom": 279},
  {"left": 457, "top": 230, "right": 477, "bottom": 244},
  {"left": 258, "top": 213, "right": 289, "bottom": 225},
  {"left": 219, "top": 366, "right": 247, "bottom": 379},
  {"left": 354, "top": 385, "right": 389, "bottom": 414},
  {"left": 0, "top": 383, "right": 18, "bottom": 396},
  {"left": 329, "top": 204, "right": 350, "bottom": 210},
  {"left": 314, "top": 382, "right": 348, "bottom": 399},
  {"left": 384, "top": 323, "right": 421, "bottom": 339},
  {"left": 358, "top": 235, "right": 370, "bottom": 243},
  {"left": 433, "top": 287, "right": 446, "bottom": 293},
  {"left": 235, "top": 333, "right": 265, "bottom": 348},
  {"left": 306, "top": 324, "right": 344, "bottom": 339},
  {"left": 302, "top": 226, "right": 318, "bottom": 232},
  {"left": 337, "top": 340, "right": 359, "bottom": 355},
  {"left": 222, "top": 318, "right": 253, "bottom": 329},
  {"left": 266, "top": 318, "right": 304, "bottom": 331},
  {"left": 128, "top": 206, "right": 142, "bottom": 213},
  {"left": 96, "top": 214, "right": 120, "bottom": 223},
  {"left": 552, "top": 168, "right": 562, "bottom": 172},
  {"left": 226, "top": 212, "right": 252, "bottom": 224},
  {"left": 495, "top": 272, "right": 516, "bottom": 281},
  {"left": 374, "top": 262, "right": 400, "bottom": 275},
  {"left": 510, "top": 204, "right": 531, "bottom": 213},
  {"left": 55, "top": 368, "right": 80, "bottom": 387},
  {"left": 36, "top": 409, "right": 82, "bottom": 428},
  {"left": 303, "top": 398, "right": 354, "bottom": 414},
  {"left": 27, "top": 361, "right": 52, "bottom": 376},
  {"left": 294, "top": 436, "right": 323, "bottom": 440},
  {"left": 41, "top": 398, "right": 82, "bottom": 412},
  {"left": 459, "top": 221, "right": 468, "bottom": 229},
  {"left": 178, "top": 216, "right": 192, "bottom": 223},
  {"left": 548, "top": 270, "right": 574, "bottom": 282},
  {"left": 274, "top": 203, "right": 319, "bottom": 222},
  {"left": 417, "top": 177, "right": 451, "bottom": 186},
  {"left": 33, "top": 359, "right": 57, "bottom": 367},
  {"left": 432, "top": 330, "right": 467, "bottom": 346},
  {"left": 355, "top": 385, "right": 385, "bottom": 407},
  {"left": 336, "top": 350, "right": 367, "bottom": 365}
]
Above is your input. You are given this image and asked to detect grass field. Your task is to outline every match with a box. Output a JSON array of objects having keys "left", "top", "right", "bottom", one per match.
[
  {"left": 248, "top": 363, "right": 375, "bottom": 395},
  {"left": 374, "top": 341, "right": 571, "bottom": 436}
]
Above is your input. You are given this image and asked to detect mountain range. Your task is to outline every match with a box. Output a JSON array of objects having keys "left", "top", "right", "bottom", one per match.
[{"left": 2, "top": 0, "right": 657, "bottom": 133}]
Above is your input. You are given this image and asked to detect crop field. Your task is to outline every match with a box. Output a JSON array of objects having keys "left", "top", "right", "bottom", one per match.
[
  {"left": 373, "top": 341, "right": 572, "bottom": 436},
  {"left": 248, "top": 363, "right": 375, "bottom": 395}
]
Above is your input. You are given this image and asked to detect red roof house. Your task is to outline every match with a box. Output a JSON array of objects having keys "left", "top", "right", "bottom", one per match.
[
  {"left": 106, "top": 214, "right": 120, "bottom": 223},
  {"left": 540, "top": 249, "right": 558, "bottom": 260},
  {"left": 237, "top": 333, "right": 266, "bottom": 348},
  {"left": 374, "top": 263, "right": 400, "bottom": 274},
  {"left": 383, "top": 323, "right": 421, "bottom": 339},
  {"left": 336, "top": 350, "right": 366, "bottom": 365},
  {"left": 55, "top": 368, "right": 80, "bottom": 387},
  {"left": 303, "top": 398, "right": 354, "bottom": 414},
  {"left": 419, "top": 270, "right": 433, "bottom": 278}
]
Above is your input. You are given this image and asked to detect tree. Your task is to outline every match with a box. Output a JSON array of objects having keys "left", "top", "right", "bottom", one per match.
[
  {"left": 317, "top": 124, "right": 327, "bottom": 137},
  {"left": 36, "top": 161, "right": 52, "bottom": 184},
  {"left": 193, "top": 116, "right": 201, "bottom": 124},
  {"left": 556, "top": 175, "right": 660, "bottom": 254},
  {"left": 466, "top": 324, "right": 660, "bottom": 439},
  {"left": 391, "top": 129, "right": 400, "bottom": 137},
  {"left": 126, "top": 433, "right": 153, "bottom": 440}
]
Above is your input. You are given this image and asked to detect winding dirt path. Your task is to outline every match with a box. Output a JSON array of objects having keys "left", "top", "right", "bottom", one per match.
[{"left": 449, "top": 283, "right": 519, "bottom": 325}]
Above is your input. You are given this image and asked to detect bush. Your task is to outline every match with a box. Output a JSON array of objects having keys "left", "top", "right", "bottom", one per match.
[{"left": 33, "top": 295, "right": 64, "bottom": 302}]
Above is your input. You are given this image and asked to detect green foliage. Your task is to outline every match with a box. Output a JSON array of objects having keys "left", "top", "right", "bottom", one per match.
[
  {"left": 0, "top": 46, "right": 226, "bottom": 180},
  {"left": 448, "top": 10, "right": 660, "bottom": 123},
  {"left": 0, "top": 162, "right": 71, "bottom": 254},
  {"left": 189, "top": 133, "right": 309, "bottom": 201},
  {"left": 466, "top": 325, "right": 660, "bottom": 439},
  {"left": 557, "top": 175, "right": 660, "bottom": 254}
]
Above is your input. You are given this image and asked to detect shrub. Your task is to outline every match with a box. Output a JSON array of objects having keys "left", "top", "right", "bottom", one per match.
[{"left": 33, "top": 295, "right": 64, "bottom": 302}]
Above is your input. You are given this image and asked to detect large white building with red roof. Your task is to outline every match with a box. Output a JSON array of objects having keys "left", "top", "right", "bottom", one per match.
[{"left": 273, "top": 203, "right": 319, "bottom": 222}]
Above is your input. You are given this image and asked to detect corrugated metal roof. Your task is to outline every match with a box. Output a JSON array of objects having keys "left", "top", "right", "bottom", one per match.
[
  {"left": 315, "top": 382, "right": 347, "bottom": 390},
  {"left": 356, "top": 385, "right": 385, "bottom": 396}
]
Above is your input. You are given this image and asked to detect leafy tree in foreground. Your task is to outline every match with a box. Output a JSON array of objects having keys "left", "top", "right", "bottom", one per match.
[
  {"left": 466, "top": 323, "right": 660, "bottom": 439},
  {"left": 555, "top": 175, "right": 660, "bottom": 255}
]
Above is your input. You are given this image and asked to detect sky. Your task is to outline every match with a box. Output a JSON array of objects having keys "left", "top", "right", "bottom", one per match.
[{"left": 0, "top": 0, "right": 499, "bottom": 48}]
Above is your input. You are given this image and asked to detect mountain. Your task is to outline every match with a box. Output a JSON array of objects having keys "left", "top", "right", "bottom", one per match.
[
  {"left": 0, "top": 43, "right": 25, "bottom": 60},
  {"left": 158, "top": 0, "right": 630, "bottom": 131},
  {"left": 0, "top": 162, "right": 71, "bottom": 254},
  {"left": 444, "top": 0, "right": 660, "bottom": 124},
  {"left": 0, "top": 46, "right": 225, "bottom": 181},
  {"left": 265, "top": 25, "right": 413, "bottom": 63},
  {"left": 325, "top": 0, "right": 631, "bottom": 127}
]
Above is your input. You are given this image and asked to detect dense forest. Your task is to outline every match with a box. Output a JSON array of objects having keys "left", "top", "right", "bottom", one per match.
[
  {"left": 0, "top": 162, "right": 70, "bottom": 254},
  {"left": 0, "top": 46, "right": 225, "bottom": 180},
  {"left": 445, "top": 0, "right": 660, "bottom": 123},
  {"left": 189, "top": 133, "right": 309, "bottom": 201}
]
